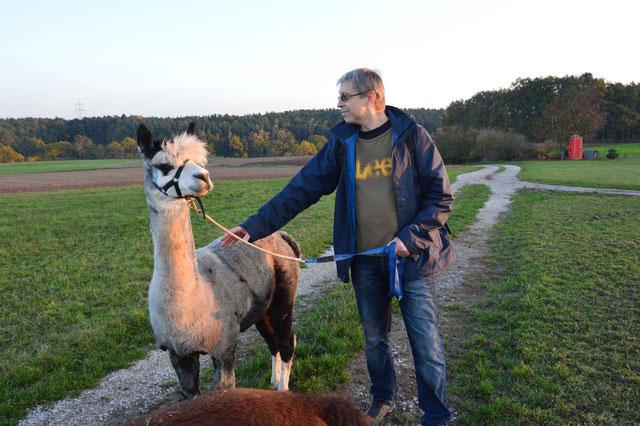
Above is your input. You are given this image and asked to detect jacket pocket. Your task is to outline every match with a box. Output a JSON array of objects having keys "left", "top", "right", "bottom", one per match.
[
  {"left": 416, "top": 227, "right": 446, "bottom": 276},
  {"left": 427, "top": 228, "right": 443, "bottom": 248}
]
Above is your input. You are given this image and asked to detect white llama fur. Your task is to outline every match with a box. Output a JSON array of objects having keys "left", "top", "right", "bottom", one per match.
[
  {"left": 155, "top": 133, "right": 209, "bottom": 167},
  {"left": 137, "top": 123, "right": 300, "bottom": 397}
]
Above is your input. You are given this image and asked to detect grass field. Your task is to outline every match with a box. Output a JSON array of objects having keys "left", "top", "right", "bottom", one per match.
[
  {"left": 0, "top": 168, "right": 489, "bottom": 424},
  {"left": 230, "top": 182, "right": 491, "bottom": 393},
  {"left": 448, "top": 165, "right": 483, "bottom": 183},
  {"left": 517, "top": 158, "right": 640, "bottom": 190},
  {"left": 0, "top": 159, "right": 139, "bottom": 174},
  {"left": 0, "top": 158, "right": 480, "bottom": 176},
  {"left": 0, "top": 178, "right": 333, "bottom": 423},
  {"left": 449, "top": 190, "right": 640, "bottom": 424},
  {"left": 586, "top": 142, "right": 640, "bottom": 159}
]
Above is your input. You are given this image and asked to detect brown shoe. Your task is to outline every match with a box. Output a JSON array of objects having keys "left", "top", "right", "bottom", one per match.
[{"left": 367, "top": 399, "right": 394, "bottom": 424}]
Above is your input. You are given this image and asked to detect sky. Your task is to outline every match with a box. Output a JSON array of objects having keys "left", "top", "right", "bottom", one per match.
[{"left": 1, "top": 0, "right": 638, "bottom": 119}]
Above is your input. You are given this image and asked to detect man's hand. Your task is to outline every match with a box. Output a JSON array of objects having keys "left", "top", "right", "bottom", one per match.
[
  {"left": 389, "top": 237, "right": 410, "bottom": 257},
  {"left": 221, "top": 226, "right": 250, "bottom": 247}
]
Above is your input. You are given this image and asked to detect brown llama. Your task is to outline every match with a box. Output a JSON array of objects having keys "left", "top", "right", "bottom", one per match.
[
  {"left": 137, "top": 122, "right": 300, "bottom": 396},
  {"left": 124, "top": 388, "right": 371, "bottom": 426}
]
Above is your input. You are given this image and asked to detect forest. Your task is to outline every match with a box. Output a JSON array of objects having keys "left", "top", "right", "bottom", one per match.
[
  {"left": 444, "top": 73, "right": 639, "bottom": 143},
  {"left": 438, "top": 73, "right": 639, "bottom": 161},
  {"left": 0, "top": 109, "right": 442, "bottom": 162},
  {"left": 1, "top": 73, "right": 638, "bottom": 163}
]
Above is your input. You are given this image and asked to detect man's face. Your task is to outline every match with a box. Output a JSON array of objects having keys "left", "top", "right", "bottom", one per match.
[{"left": 337, "top": 81, "right": 369, "bottom": 125}]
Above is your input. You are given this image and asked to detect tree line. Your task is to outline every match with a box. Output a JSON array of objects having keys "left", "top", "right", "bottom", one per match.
[
  {"left": 1, "top": 73, "right": 638, "bottom": 164},
  {"left": 0, "top": 109, "right": 443, "bottom": 162},
  {"left": 441, "top": 73, "right": 639, "bottom": 160}
]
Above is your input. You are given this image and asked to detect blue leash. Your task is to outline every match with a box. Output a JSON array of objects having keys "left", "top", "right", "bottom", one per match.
[
  {"left": 187, "top": 202, "right": 405, "bottom": 300},
  {"left": 304, "top": 242, "right": 404, "bottom": 300}
]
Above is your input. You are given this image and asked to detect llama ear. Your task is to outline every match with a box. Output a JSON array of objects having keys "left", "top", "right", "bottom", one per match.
[
  {"left": 137, "top": 124, "right": 153, "bottom": 155},
  {"left": 186, "top": 121, "right": 196, "bottom": 136}
]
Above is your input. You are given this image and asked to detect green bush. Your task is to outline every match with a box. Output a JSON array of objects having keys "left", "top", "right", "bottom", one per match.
[
  {"left": 434, "top": 125, "right": 474, "bottom": 163},
  {"left": 607, "top": 148, "right": 619, "bottom": 159},
  {"left": 470, "top": 128, "right": 528, "bottom": 162},
  {"left": 435, "top": 126, "right": 539, "bottom": 162}
]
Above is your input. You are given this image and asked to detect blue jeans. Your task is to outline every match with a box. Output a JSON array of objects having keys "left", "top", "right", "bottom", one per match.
[{"left": 351, "top": 255, "right": 452, "bottom": 426}]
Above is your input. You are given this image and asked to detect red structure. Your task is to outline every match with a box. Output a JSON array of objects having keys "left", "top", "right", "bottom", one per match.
[{"left": 567, "top": 135, "right": 583, "bottom": 160}]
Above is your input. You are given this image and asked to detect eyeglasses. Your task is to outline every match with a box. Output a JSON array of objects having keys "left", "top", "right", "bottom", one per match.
[{"left": 338, "top": 91, "right": 369, "bottom": 102}]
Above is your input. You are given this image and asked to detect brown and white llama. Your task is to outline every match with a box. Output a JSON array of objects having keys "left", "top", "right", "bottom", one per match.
[
  {"left": 125, "top": 388, "right": 371, "bottom": 426},
  {"left": 137, "top": 122, "right": 300, "bottom": 396}
]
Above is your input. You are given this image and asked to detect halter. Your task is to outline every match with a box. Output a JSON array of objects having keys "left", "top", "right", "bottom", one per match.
[
  {"left": 152, "top": 160, "right": 189, "bottom": 198},
  {"left": 151, "top": 159, "right": 207, "bottom": 218}
]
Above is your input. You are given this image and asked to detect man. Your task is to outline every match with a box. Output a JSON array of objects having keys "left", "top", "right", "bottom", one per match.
[{"left": 222, "top": 68, "right": 455, "bottom": 425}]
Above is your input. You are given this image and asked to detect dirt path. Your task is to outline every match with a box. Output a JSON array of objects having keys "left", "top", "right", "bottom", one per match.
[
  {"left": 20, "top": 247, "right": 342, "bottom": 426},
  {"left": 335, "top": 165, "right": 640, "bottom": 425},
  {"left": 336, "top": 165, "right": 521, "bottom": 424},
  {"left": 19, "top": 165, "right": 640, "bottom": 425}
]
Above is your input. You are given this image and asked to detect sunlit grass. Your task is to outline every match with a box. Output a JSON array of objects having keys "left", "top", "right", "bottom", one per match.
[
  {"left": 0, "top": 178, "right": 332, "bottom": 424},
  {"left": 517, "top": 158, "right": 640, "bottom": 190},
  {"left": 587, "top": 142, "right": 640, "bottom": 159},
  {"left": 449, "top": 190, "right": 640, "bottom": 424},
  {"left": 0, "top": 159, "right": 139, "bottom": 174},
  {"left": 230, "top": 183, "right": 492, "bottom": 394},
  {"left": 1, "top": 165, "right": 489, "bottom": 423},
  {"left": 448, "top": 165, "right": 484, "bottom": 184}
]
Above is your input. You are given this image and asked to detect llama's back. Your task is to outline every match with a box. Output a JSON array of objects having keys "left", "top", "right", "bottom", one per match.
[
  {"left": 197, "top": 232, "right": 300, "bottom": 296},
  {"left": 196, "top": 232, "right": 300, "bottom": 335},
  {"left": 197, "top": 238, "right": 274, "bottom": 331}
]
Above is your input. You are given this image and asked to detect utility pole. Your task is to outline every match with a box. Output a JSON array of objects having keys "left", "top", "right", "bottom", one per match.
[{"left": 75, "top": 102, "right": 85, "bottom": 119}]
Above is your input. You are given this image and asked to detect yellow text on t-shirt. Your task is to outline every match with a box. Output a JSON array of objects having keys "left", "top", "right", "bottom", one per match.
[{"left": 356, "top": 158, "right": 392, "bottom": 180}]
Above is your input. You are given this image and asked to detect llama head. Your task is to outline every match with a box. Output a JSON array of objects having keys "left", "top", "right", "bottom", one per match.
[{"left": 137, "top": 122, "right": 213, "bottom": 201}]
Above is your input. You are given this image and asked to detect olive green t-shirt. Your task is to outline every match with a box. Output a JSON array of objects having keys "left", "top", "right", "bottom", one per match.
[{"left": 355, "top": 120, "right": 399, "bottom": 252}]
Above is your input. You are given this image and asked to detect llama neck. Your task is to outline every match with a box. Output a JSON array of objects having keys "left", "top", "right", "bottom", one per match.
[{"left": 149, "top": 201, "right": 200, "bottom": 293}]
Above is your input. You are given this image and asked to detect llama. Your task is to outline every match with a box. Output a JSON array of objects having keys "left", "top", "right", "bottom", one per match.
[
  {"left": 137, "top": 122, "right": 300, "bottom": 396},
  {"left": 125, "top": 388, "right": 371, "bottom": 426}
]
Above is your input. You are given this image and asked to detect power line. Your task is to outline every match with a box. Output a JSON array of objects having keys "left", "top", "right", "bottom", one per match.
[{"left": 75, "top": 102, "right": 85, "bottom": 119}]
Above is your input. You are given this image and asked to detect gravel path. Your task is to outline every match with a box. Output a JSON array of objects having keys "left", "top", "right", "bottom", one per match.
[
  {"left": 336, "top": 164, "right": 640, "bottom": 425},
  {"left": 19, "top": 248, "right": 341, "bottom": 426},
  {"left": 336, "top": 164, "right": 523, "bottom": 423},
  {"left": 19, "top": 165, "right": 640, "bottom": 425}
]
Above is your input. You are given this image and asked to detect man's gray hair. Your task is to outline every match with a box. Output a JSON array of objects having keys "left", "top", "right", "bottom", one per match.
[{"left": 337, "top": 68, "right": 385, "bottom": 109}]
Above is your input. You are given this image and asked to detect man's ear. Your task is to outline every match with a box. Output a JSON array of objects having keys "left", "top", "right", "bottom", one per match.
[{"left": 367, "top": 91, "right": 378, "bottom": 106}]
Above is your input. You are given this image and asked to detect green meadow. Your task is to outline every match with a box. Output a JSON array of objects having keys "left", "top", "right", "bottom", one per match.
[
  {"left": 517, "top": 157, "right": 640, "bottom": 190},
  {"left": 4, "top": 159, "right": 638, "bottom": 424},
  {"left": 0, "top": 166, "right": 487, "bottom": 424},
  {"left": 232, "top": 182, "right": 491, "bottom": 393},
  {"left": 0, "top": 159, "right": 139, "bottom": 174},
  {"left": 0, "top": 158, "right": 481, "bottom": 176},
  {"left": 448, "top": 164, "right": 483, "bottom": 184},
  {"left": 449, "top": 190, "right": 640, "bottom": 424},
  {"left": 588, "top": 142, "right": 640, "bottom": 158}
]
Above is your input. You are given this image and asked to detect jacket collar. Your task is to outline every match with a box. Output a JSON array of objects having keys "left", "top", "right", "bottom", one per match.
[{"left": 330, "top": 105, "right": 416, "bottom": 143}]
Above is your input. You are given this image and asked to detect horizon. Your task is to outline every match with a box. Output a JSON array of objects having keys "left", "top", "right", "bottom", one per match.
[
  {"left": 1, "top": 71, "right": 636, "bottom": 121},
  {"left": 2, "top": 0, "right": 638, "bottom": 120},
  {"left": 1, "top": 105, "right": 444, "bottom": 120}
]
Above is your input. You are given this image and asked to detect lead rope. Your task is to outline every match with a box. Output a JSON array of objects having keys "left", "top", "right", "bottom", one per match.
[
  {"left": 186, "top": 197, "right": 306, "bottom": 263},
  {"left": 187, "top": 196, "right": 404, "bottom": 299}
]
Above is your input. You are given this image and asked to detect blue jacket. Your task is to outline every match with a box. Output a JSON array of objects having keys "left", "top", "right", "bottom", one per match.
[{"left": 242, "top": 106, "right": 455, "bottom": 283}]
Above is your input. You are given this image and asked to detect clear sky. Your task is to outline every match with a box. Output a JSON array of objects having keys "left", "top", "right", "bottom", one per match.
[{"left": 1, "top": 0, "right": 637, "bottom": 119}]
